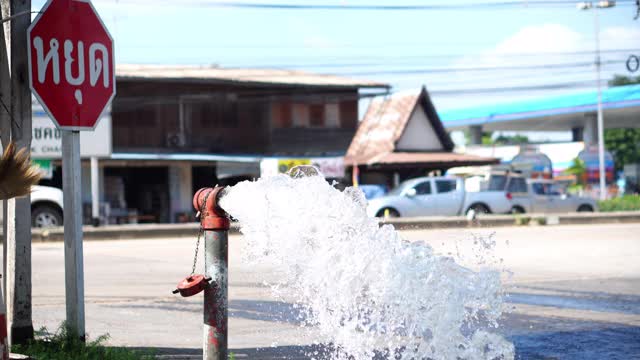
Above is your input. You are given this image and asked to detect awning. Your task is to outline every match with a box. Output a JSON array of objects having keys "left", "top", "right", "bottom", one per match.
[{"left": 346, "top": 152, "right": 499, "bottom": 169}]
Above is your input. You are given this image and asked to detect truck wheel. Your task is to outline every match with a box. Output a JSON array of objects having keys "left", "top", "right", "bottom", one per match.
[
  {"left": 577, "top": 205, "right": 594, "bottom": 212},
  {"left": 466, "top": 204, "right": 490, "bottom": 215},
  {"left": 32, "top": 204, "right": 63, "bottom": 228},
  {"left": 511, "top": 206, "right": 526, "bottom": 214},
  {"left": 376, "top": 208, "right": 400, "bottom": 218}
]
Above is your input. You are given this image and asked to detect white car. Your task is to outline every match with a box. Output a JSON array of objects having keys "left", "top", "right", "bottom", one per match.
[
  {"left": 0, "top": 185, "right": 64, "bottom": 228},
  {"left": 366, "top": 176, "right": 513, "bottom": 218}
]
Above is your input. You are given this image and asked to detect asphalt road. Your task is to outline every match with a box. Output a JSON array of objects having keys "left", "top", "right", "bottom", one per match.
[{"left": 5, "top": 223, "right": 640, "bottom": 359}]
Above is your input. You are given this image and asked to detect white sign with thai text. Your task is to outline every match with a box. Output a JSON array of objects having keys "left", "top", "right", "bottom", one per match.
[{"left": 30, "top": 105, "right": 112, "bottom": 159}]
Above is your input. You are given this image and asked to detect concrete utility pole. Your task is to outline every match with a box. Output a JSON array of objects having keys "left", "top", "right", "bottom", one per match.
[
  {"left": 1, "top": 0, "right": 34, "bottom": 345},
  {"left": 578, "top": 0, "right": 616, "bottom": 200},
  {"left": 1, "top": 0, "right": 11, "bottom": 311}
]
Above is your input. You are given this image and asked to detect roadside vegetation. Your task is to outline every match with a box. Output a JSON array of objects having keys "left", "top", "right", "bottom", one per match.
[
  {"left": 12, "top": 325, "right": 154, "bottom": 360},
  {"left": 598, "top": 195, "right": 640, "bottom": 212}
]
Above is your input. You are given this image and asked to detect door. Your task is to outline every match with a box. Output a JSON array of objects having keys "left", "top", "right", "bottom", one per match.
[
  {"left": 530, "top": 182, "right": 558, "bottom": 213},
  {"left": 507, "top": 177, "right": 529, "bottom": 212},
  {"left": 433, "top": 179, "right": 463, "bottom": 215},
  {"left": 403, "top": 179, "right": 436, "bottom": 217}
]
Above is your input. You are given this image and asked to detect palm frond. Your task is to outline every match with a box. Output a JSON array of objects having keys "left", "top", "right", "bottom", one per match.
[{"left": 0, "top": 142, "right": 42, "bottom": 200}]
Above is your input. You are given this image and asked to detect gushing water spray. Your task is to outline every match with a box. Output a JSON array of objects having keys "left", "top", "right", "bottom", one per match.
[{"left": 220, "top": 166, "right": 514, "bottom": 359}]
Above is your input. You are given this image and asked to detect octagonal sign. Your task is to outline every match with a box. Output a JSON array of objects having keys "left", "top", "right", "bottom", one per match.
[{"left": 28, "top": 0, "right": 115, "bottom": 130}]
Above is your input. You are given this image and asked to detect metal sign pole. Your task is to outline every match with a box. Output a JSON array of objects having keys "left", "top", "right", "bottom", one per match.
[{"left": 61, "top": 130, "right": 85, "bottom": 339}]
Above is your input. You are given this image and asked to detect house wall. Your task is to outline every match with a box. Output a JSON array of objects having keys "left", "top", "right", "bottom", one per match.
[
  {"left": 105, "top": 80, "right": 362, "bottom": 223},
  {"left": 396, "top": 104, "right": 444, "bottom": 151},
  {"left": 111, "top": 80, "right": 360, "bottom": 156}
]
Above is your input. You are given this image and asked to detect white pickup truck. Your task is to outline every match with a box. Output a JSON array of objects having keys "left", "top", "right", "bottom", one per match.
[
  {"left": 0, "top": 185, "right": 64, "bottom": 227},
  {"left": 366, "top": 176, "right": 513, "bottom": 218},
  {"left": 506, "top": 178, "right": 598, "bottom": 213}
]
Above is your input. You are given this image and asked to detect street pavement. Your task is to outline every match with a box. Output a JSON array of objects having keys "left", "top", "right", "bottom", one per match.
[{"left": 4, "top": 223, "right": 640, "bottom": 359}]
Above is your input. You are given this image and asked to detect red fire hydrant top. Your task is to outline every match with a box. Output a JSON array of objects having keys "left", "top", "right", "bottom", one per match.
[{"left": 193, "top": 187, "right": 230, "bottom": 231}]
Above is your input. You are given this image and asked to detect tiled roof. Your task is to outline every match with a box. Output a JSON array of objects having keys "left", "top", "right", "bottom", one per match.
[
  {"left": 115, "top": 64, "right": 389, "bottom": 89},
  {"left": 345, "top": 92, "right": 420, "bottom": 163},
  {"left": 345, "top": 87, "right": 498, "bottom": 167},
  {"left": 367, "top": 152, "right": 500, "bottom": 166}
]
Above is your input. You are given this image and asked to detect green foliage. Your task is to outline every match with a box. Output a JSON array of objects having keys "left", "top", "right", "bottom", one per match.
[
  {"left": 493, "top": 134, "right": 529, "bottom": 145},
  {"left": 609, "top": 74, "right": 640, "bottom": 87},
  {"left": 534, "top": 217, "right": 547, "bottom": 226},
  {"left": 12, "top": 324, "right": 154, "bottom": 360},
  {"left": 598, "top": 195, "right": 640, "bottom": 212},
  {"left": 603, "top": 75, "right": 640, "bottom": 172},
  {"left": 514, "top": 216, "right": 531, "bottom": 226},
  {"left": 604, "top": 128, "right": 640, "bottom": 172},
  {"left": 481, "top": 132, "right": 493, "bottom": 145},
  {"left": 565, "top": 158, "right": 587, "bottom": 185}
]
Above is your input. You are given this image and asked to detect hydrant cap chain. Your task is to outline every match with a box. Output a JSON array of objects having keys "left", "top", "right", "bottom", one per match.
[{"left": 193, "top": 187, "right": 230, "bottom": 231}]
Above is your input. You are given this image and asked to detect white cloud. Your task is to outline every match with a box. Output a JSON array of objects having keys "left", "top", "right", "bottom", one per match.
[
  {"left": 492, "top": 24, "right": 583, "bottom": 55},
  {"left": 600, "top": 26, "right": 640, "bottom": 50}
]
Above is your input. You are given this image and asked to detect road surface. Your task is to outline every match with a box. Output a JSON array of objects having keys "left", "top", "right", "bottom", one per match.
[{"left": 5, "top": 223, "right": 640, "bottom": 359}]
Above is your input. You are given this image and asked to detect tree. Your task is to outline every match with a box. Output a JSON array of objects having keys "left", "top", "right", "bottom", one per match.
[
  {"left": 605, "top": 129, "right": 640, "bottom": 172},
  {"left": 565, "top": 157, "right": 586, "bottom": 185},
  {"left": 609, "top": 74, "right": 640, "bottom": 86},
  {"left": 494, "top": 134, "right": 529, "bottom": 145},
  {"left": 605, "top": 75, "right": 640, "bottom": 172}
]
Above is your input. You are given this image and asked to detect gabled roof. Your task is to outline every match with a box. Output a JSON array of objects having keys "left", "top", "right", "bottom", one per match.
[
  {"left": 345, "top": 87, "right": 455, "bottom": 165},
  {"left": 116, "top": 64, "right": 390, "bottom": 89}
]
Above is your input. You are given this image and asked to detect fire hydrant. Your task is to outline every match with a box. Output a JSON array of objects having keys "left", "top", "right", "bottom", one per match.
[{"left": 193, "top": 187, "right": 230, "bottom": 360}]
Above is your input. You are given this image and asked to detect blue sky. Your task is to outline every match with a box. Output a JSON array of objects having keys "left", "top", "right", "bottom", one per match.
[{"left": 32, "top": 0, "right": 640, "bottom": 112}]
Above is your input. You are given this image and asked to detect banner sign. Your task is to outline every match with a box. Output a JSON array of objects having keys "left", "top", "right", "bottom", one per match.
[
  {"left": 30, "top": 109, "right": 112, "bottom": 159},
  {"left": 261, "top": 157, "right": 345, "bottom": 178}
]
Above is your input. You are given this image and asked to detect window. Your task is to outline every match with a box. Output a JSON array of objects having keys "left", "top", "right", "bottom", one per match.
[
  {"left": 272, "top": 102, "right": 293, "bottom": 128},
  {"left": 414, "top": 181, "right": 432, "bottom": 195},
  {"left": 292, "top": 104, "right": 309, "bottom": 127},
  {"left": 488, "top": 175, "right": 507, "bottom": 191},
  {"left": 325, "top": 103, "right": 340, "bottom": 128},
  {"left": 532, "top": 183, "right": 548, "bottom": 195},
  {"left": 436, "top": 180, "right": 457, "bottom": 193},
  {"left": 339, "top": 101, "right": 358, "bottom": 129},
  {"left": 507, "top": 177, "right": 527, "bottom": 193},
  {"left": 309, "top": 104, "right": 325, "bottom": 127}
]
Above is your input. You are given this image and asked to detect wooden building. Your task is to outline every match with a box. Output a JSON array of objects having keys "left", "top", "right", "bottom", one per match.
[
  {"left": 345, "top": 87, "right": 499, "bottom": 189},
  {"left": 92, "top": 65, "right": 388, "bottom": 223}
]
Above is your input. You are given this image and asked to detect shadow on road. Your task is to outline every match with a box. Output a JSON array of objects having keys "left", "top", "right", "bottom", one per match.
[
  {"left": 137, "top": 323, "right": 640, "bottom": 359},
  {"left": 229, "top": 299, "right": 308, "bottom": 325},
  {"left": 510, "top": 325, "right": 640, "bottom": 360}
]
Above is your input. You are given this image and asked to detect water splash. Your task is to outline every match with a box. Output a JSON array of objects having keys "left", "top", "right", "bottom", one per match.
[{"left": 220, "top": 171, "right": 514, "bottom": 359}]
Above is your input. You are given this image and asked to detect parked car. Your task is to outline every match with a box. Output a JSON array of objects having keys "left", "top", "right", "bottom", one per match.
[
  {"left": 358, "top": 184, "right": 388, "bottom": 200},
  {"left": 507, "top": 178, "right": 597, "bottom": 213},
  {"left": 366, "top": 176, "right": 513, "bottom": 218},
  {"left": 0, "top": 185, "right": 64, "bottom": 228}
]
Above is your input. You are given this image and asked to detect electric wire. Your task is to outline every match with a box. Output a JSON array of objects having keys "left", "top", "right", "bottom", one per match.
[{"left": 122, "top": 0, "right": 638, "bottom": 10}]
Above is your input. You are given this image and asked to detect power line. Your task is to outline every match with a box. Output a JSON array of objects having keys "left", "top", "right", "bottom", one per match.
[
  {"left": 321, "top": 59, "right": 625, "bottom": 75},
  {"left": 244, "top": 54, "right": 634, "bottom": 70},
  {"left": 429, "top": 80, "right": 617, "bottom": 95},
  {"left": 144, "top": 0, "right": 637, "bottom": 10}
]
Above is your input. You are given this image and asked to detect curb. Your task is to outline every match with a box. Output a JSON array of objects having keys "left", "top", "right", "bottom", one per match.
[
  {"left": 382, "top": 211, "right": 640, "bottom": 230},
  {"left": 28, "top": 211, "right": 640, "bottom": 242}
]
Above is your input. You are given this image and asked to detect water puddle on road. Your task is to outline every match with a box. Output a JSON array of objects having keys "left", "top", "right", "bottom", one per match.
[{"left": 220, "top": 170, "right": 514, "bottom": 360}]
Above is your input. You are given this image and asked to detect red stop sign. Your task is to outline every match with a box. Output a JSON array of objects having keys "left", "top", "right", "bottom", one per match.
[{"left": 28, "top": 0, "right": 115, "bottom": 130}]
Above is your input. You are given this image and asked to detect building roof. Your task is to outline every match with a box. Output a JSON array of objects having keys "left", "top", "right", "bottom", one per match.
[
  {"left": 362, "top": 152, "right": 499, "bottom": 167},
  {"left": 116, "top": 64, "right": 389, "bottom": 89},
  {"left": 345, "top": 87, "right": 457, "bottom": 165},
  {"left": 439, "top": 83, "right": 640, "bottom": 130}
]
